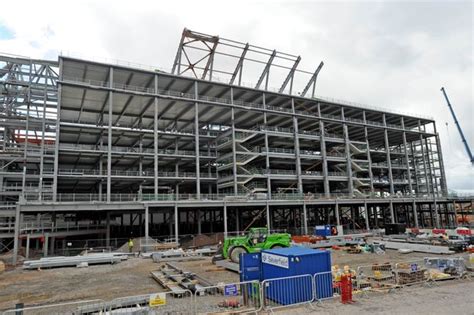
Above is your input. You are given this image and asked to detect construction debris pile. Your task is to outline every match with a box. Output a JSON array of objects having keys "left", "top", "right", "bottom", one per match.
[
  {"left": 151, "top": 262, "right": 214, "bottom": 295},
  {"left": 377, "top": 227, "right": 474, "bottom": 254}
]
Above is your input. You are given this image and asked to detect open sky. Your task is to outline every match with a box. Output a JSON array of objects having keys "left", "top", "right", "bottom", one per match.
[{"left": 0, "top": 0, "right": 472, "bottom": 193}]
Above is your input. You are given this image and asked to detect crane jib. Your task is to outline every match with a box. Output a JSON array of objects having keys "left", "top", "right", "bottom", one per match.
[{"left": 440, "top": 87, "right": 474, "bottom": 165}]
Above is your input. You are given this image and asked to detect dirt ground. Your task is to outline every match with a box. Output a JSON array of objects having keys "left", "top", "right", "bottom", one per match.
[
  {"left": 0, "top": 248, "right": 470, "bottom": 312},
  {"left": 0, "top": 258, "right": 160, "bottom": 311},
  {"left": 330, "top": 247, "right": 444, "bottom": 267},
  {"left": 280, "top": 280, "right": 474, "bottom": 314}
]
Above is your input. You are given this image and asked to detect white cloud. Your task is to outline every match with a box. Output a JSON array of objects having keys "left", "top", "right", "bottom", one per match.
[{"left": 1, "top": 0, "right": 472, "bottom": 192}]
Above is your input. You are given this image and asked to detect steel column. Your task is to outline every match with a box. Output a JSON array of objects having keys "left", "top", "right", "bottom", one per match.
[
  {"left": 319, "top": 104, "right": 329, "bottom": 197},
  {"left": 401, "top": 118, "right": 413, "bottom": 195},
  {"left": 223, "top": 202, "right": 228, "bottom": 237},
  {"left": 266, "top": 203, "right": 271, "bottom": 230},
  {"left": 389, "top": 200, "right": 395, "bottom": 223},
  {"left": 197, "top": 209, "right": 202, "bottom": 234},
  {"left": 364, "top": 201, "right": 370, "bottom": 230},
  {"left": 25, "top": 234, "right": 30, "bottom": 259},
  {"left": 363, "top": 111, "right": 374, "bottom": 193},
  {"left": 230, "top": 88, "right": 238, "bottom": 195},
  {"left": 154, "top": 74, "right": 159, "bottom": 195},
  {"left": 12, "top": 205, "right": 21, "bottom": 264},
  {"left": 335, "top": 201, "right": 340, "bottom": 226},
  {"left": 263, "top": 94, "right": 271, "bottom": 198},
  {"left": 292, "top": 98, "right": 303, "bottom": 193},
  {"left": 383, "top": 114, "right": 394, "bottom": 194},
  {"left": 435, "top": 134, "right": 448, "bottom": 194},
  {"left": 433, "top": 197, "right": 440, "bottom": 228},
  {"left": 424, "top": 138, "right": 436, "bottom": 195},
  {"left": 342, "top": 108, "right": 353, "bottom": 195},
  {"left": 419, "top": 135, "right": 431, "bottom": 194},
  {"left": 106, "top": 211, "right": 110, "bottom": 247},
  {"left": 52, "top": 58, "right": 63, "bottom": 201},
  {"left": 303, "top": 203, "right": 308, "bottom": 235},
  {"left": 43, "top": 233, "right": 49, "bottom": 257},
  {"left": 413, "top": 199, "right": 419, "bottom": 228},
  {"left": 38, "top": 88, "right": 47, "bottom": 201},
  {"left": 21, "top": 85, "right": 30, "bottom": 196},
  {"left": 145, "top": 205, "right": 149, "bottom": 250},
  {"left": 194, "top": 82, "right": 201, "bottom": 198},
  {"left": 107, "top": 67, "right": 114, "bottom": 202},
  {"left": 174, "top": 204, "right": 179, "bottom": 243}
]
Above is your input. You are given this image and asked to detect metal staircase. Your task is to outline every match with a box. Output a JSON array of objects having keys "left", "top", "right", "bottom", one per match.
[{"left": 216, "top": 129, "right": 259, "bottom": 150}]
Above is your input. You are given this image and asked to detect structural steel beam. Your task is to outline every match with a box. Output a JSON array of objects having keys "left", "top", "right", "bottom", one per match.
[
  {"left": 279, "top": 56, "right": 301, "bottom": 94},
  {"left": 301, "top": 61, "right": 324, "bottom": 98},
  {"left": 255, "top": 50, "right": 276, "bottom": 90},
  {"left": 229, "top": 43, "right": 249, "bottom": 85}
]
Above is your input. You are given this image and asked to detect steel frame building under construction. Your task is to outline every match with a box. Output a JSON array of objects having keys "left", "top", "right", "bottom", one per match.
[{"left": 1, "top": 29, "right": 470, "bottom": 263}]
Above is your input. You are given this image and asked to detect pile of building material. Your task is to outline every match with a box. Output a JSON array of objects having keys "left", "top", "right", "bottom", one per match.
[
  {"left": 151, "top": 262, "right": 214, "bottom": 295},
  {"left": 148, "top": 247, "right": 216, "bottom": 262},
  {"left": 23, "top": 253, "right": 127, "bottom": 269},
  {"left": 0, "top": 247, "right": 26, "bottom": 265},
  {"left": 299, "top": 234, "right": 367, "bottom": 249},
  {"left": 376, "top": 239, "right": 454, "bottom": 254},
  {"left": 395, "top": 263, "right": 428, "bottom": 285},
  {"left": 180, "top": 233, "right": 224, "bottom": 248}
]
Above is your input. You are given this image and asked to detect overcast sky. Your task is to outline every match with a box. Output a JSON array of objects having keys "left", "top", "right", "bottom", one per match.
[{"left": 0, "top": 0, "right": 472, "bottom": 193}]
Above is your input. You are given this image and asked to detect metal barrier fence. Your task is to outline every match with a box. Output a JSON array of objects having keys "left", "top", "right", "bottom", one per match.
[
  {"left": 2, "top": 299, "right": 105, "bottom": 315},
  {"left": 357, "top": 263, "right": 398, "bottom": 291},
  {"left": 466, "top": 255, "right": 474, "bottom": 277},
  {"left": 194, "top": 281, "right": 261, "bottom": 314},
  {"left": 423, "top": 257, "right": 467, "bottom": 280},
  {"left": 103, "top": 290, "right": 194, "bottom": 314},
  {"left": 394, "top": 260, "right": 431, "bottom": 287},
  {"left": 260, "top": 274, "right": 314, "bottom": 312},
  {"left": 313, "top": 271, "right": 339, "bottom": 302}
]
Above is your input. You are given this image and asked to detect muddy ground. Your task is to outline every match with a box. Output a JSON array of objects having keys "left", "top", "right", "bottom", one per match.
[{"left": 0, "top": 248, "right": 470, "bottom": 311}]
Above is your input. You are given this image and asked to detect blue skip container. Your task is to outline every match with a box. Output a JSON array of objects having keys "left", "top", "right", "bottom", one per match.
[{"left": 261, "top": 247, "right": 332, "bottom": 304}]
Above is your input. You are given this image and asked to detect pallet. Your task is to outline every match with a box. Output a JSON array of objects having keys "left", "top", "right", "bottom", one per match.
[{"left": 397, "top": 269, "right": 427, "bottom": 285}]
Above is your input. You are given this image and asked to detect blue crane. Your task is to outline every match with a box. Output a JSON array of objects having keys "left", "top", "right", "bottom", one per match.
[{"left": 440, "top": 87, "right": 474, "bottom": 165}]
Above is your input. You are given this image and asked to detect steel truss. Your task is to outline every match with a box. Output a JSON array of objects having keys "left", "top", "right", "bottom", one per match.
[{"left": 172, "top": 28, "right": 324, "bottom": 96}]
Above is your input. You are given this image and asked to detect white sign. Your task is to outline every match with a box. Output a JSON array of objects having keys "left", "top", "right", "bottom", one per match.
[{"left": 261, "top": 252, "right": 289, "bottom": 269}]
